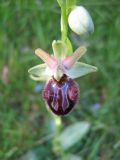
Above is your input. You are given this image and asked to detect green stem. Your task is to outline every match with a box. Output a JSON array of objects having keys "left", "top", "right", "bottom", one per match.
[
  {"left": 61, "top": 6, "right": 68, "bottom": 43},
  {"left": 51, "top": 1, "right": 77, "bottom": 159},
  {"left": 60, "top": 1, "right": 74, "bottom": 55},
  {"left": 54, "top": 116, "right": 62, "bottom": 134},
  {"left": 53, "top": 116, "right": 65, "bottom": 159}
]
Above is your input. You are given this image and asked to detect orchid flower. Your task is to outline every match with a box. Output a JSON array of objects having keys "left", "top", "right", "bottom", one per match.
[{"left": 28, "top": 40, "right": 97, "bottom": 115}]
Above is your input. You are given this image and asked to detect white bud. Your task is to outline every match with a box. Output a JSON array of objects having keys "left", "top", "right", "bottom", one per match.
[{"left": 68, "top": 6, "right": 94, "bottom": 35}]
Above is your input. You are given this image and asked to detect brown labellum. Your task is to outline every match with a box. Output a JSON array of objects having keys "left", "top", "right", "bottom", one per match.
[{"left": 43, "top": 74, "right": 79, "bottom": 115}]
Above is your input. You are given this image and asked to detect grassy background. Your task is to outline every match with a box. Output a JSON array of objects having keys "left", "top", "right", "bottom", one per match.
[{"left": 0, "top": 0, "right": 120, "bottom": 159}]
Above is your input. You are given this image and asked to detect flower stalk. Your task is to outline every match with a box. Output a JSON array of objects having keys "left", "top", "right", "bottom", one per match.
[
  {"left": 52, "top": 1, "right": 76, "bottom": 159},
  {"left": 52, "top": 115, "right": 65, "bottom": 159},
  {"left": 58, "top": 0, "right": 76, "bottom": 55},
  {"left": 61, "top": 6, "right": 68, "bottom": 43}
]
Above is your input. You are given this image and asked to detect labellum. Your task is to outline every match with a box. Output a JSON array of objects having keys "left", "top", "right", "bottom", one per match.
[
  {"left": 28, "top": 40, "right": 97, "bottom": 116},
  {"left": 43, "top": 74, "right": 79, "bottom": 115}
]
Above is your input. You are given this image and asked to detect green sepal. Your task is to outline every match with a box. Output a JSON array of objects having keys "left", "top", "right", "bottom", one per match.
[
  {"left": 52, "top": 40, "right": 66, "bottom": 60},
  {"left": 28, "top": 63, "right": 49, "bottom": 81},
  {"left": 29, "top": 74, "right": 46, "bottom": 81},
  {"left": 67, "top": 62, "right": 98, "bottom": 79}
]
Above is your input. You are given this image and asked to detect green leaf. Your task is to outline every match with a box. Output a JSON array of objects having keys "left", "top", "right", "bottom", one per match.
[
  {"left": 28, "top": 63, "right": 50, "bottom": 81},
  {"left": 59, "top": 121, "right": 90, "bottom": 150},
  {"left": 19, "top": 150, "right": 37, "bottom": 160},
  {"left": 65, "top": 154, "right": 82, "bottom": 160},
  {"left": 67, "top": 62, "right": 98, "bottom": 79}
]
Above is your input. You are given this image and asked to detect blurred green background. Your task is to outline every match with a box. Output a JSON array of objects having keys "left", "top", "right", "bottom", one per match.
[{"left": 0, "top": 0, "right": 120, "bottom": 159}]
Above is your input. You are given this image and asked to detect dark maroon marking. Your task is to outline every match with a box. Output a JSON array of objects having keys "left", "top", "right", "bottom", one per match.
[{"left": 43, "top": 74, "right": 79, "bottom": 116}]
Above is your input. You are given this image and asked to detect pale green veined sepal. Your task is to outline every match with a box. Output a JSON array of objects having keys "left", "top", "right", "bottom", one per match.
[
  {"left": 52, "top": 40, "right": 66, "bottom": 60},
  {"left": 67, "top": 62, "right": 98, "bottom": 79},
  {"left": 28, "top": 63, "right": 51, "bottom": 81}
]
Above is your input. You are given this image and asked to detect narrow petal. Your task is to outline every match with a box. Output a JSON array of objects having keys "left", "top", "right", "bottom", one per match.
[
  {"left": 28, "top": 63, "right": 52, "bottom": 81},
  {"left": 67, "top": 62, "right": 98, "bottom": 79},
  {"left": 35, "top": 48, "right": 57, "bottom": 69},
  {"left": 62, "top": 46, "right": 87, "bottom": 69}
]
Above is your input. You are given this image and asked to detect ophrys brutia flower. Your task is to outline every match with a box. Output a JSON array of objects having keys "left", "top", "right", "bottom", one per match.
[{"left": 28, "top": 40, "right": 97, "bottom": 115}]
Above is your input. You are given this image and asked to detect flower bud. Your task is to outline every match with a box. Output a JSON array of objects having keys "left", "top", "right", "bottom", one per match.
[{"left": 68, "top": 6, "right": 94, "bottom": 35}]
